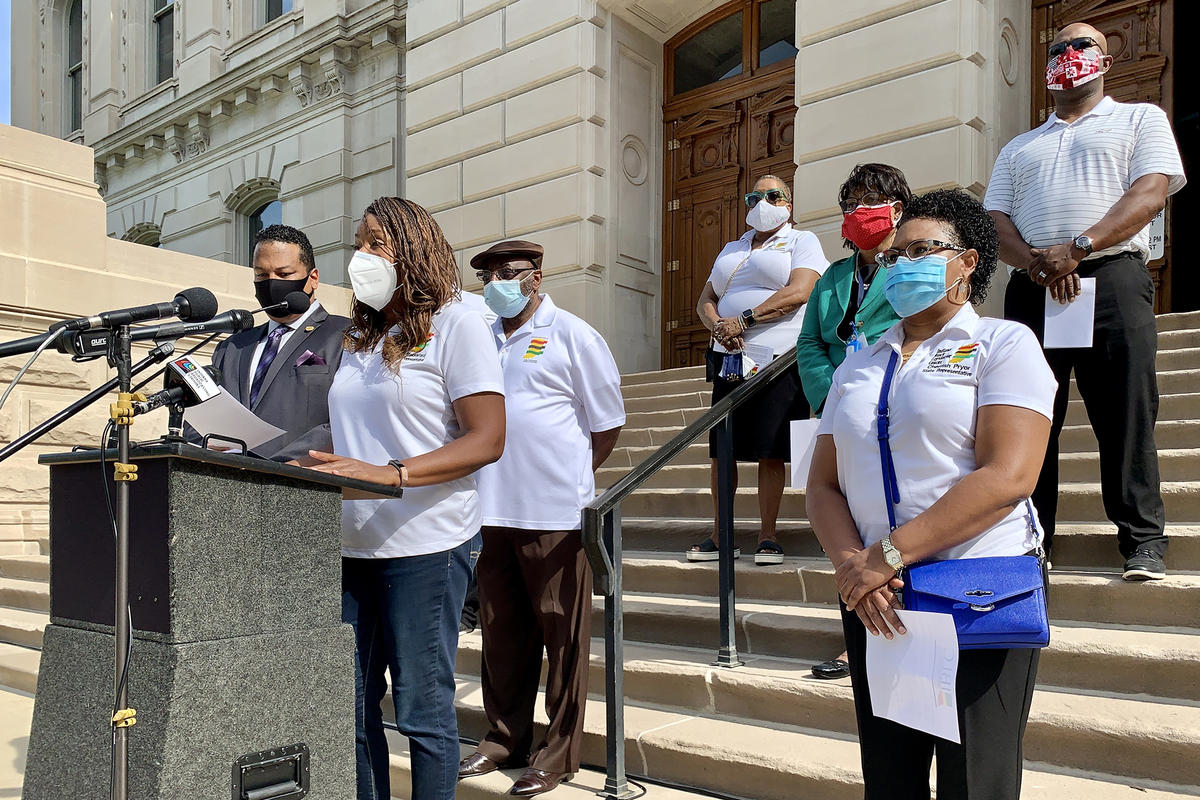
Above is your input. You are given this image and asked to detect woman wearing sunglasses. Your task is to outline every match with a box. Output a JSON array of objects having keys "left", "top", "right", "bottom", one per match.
[
  {"left": 691, "top": 174, "right": 828, "bottom": 564},
  {"left": 807, "top": 189, "right": 1055, "bottom": 798},
  {"left": 795, "top": 163, "right": 910, "bottom": 680}
]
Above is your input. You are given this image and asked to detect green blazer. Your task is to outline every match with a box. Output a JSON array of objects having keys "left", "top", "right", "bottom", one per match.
[{"left": 796, "top": 253, "right": 900, "bottom": 412}]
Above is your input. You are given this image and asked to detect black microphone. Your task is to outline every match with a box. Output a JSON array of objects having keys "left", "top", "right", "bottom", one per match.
[
  {"left": 63, "top": 310, "right": 256, "bottom": 358},
  {"left": 133, "top": 364, "right": 222, "bottom": 415},
  {"left": 273, "top": 291, "right": 312, "bottom": 316},
  {"left": 52, "top": 287, "right": 219, "bottom": 333}
]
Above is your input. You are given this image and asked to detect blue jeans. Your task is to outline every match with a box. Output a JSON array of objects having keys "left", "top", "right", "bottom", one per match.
[{"left": 342, "top": 533, "right": 479, "bottom": 800}]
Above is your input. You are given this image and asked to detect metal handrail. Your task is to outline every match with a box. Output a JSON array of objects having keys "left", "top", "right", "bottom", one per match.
[{"left": 580, "top": 348, "right": 799, "bottom": 799}]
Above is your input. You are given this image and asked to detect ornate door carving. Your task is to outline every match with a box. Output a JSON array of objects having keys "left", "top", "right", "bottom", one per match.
[{"left": 1031, "top": 0, "right": 1175, "bottom": 311}]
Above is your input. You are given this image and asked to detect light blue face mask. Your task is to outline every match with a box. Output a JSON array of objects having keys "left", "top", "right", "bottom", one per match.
[
  {"left": 883, "top": 252, "right": 965, "bottom": 318},
  {"left": 483, "top": 278, "right": 532, "bottom": 319}
]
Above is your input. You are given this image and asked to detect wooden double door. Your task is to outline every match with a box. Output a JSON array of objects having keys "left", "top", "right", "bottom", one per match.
[{"left": 660, "top": 78, "right": 796, "bottom": 369}]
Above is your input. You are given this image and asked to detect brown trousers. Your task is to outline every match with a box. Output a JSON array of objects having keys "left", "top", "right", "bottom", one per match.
[{"left": 475, "top": 525, "right": 592, "bottom": 773}]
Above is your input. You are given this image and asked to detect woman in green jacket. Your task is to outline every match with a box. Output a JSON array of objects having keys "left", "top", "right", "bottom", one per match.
[{"left": 794, "top": 163, "right": 911, "bottom": 679}]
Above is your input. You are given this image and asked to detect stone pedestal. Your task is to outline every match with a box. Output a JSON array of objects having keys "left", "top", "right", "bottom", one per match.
[{"left": 20, "top": 446, "right": 388, "bottom": 800}]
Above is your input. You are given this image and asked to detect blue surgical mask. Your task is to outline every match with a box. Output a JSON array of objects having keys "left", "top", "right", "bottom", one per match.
[
  {"left": 883, "top": 253, "right": 965, "bottom": 318},
  {"left": 483, "top": 278, "right": 532, "bottom": 319}
]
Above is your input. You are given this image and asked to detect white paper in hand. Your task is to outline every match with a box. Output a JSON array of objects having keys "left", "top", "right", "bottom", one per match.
[
  {"left": 183, "top": 387, "right": 286, "bottom": 452},
  {"left": 789, "top": 419, "right": 820, "bottom": 489},
  {"left": 865, "top": 609, "right": 961, "bottom": 743},
  {"left": 1043, "top": 277, "right": 1096, "bottom": 349}
]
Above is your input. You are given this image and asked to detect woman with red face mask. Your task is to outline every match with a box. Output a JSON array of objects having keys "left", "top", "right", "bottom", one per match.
[{"left": 795, "top": 163, "right": 912, "bottom": 680}]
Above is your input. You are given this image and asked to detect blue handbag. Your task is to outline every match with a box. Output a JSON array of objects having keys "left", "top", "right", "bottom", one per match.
[{"left": 876, "top": 350, "right": 1049, "bottom": 650}]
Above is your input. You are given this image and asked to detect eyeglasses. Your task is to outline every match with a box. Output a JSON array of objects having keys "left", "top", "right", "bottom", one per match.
[
  {"left": 839, "top": 192, "right": 891, "bottom": 214},
  {"left": 744, "top": 189, "right": 790, "bottom": 208},
  {"left": 876, "top": 239, "right": 966, "bottom": 267},
  {"left": 1048, "top": 37, "right": 1100, "bottom": 58},
  {"left": 475, "top": 266, "right": 537, "bottom": 283}
]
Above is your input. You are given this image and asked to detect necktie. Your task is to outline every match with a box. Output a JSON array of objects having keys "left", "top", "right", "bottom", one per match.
[{"left": 249, "top": 324, "right": 289, "bottom": 407}]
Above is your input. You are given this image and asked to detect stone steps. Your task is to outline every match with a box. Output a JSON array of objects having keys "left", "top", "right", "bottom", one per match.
[
  {"left": 450, "top": 635, "right": 1200, "bottom": 786},
  {"left": 0, "top": 606, "right": 47, "bottom": 649},
  {"left": 441, "top": 675, "right": 1200, "bottom": 800},
  {"left": 0, "top": 642, "right": 38, "bottom": 695},
  {"left": 613, "top": 481, "right": 1200, "bottom": 525},
  {"left": 0, "top": 577, "right": 49, "bottom": 614},
  {"left": 0, "top": 555, "right": 49, "bottom": 582},
  {"left": 619, "top": 553, "right": 1200, "bottom": 628}
]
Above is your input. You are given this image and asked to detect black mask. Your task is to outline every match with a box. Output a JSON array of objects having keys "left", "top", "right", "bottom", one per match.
[{"left": 254, "top": 276, "right": 310, "bottom": 318}]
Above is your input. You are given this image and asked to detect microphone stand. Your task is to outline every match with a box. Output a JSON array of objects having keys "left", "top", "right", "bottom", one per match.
[
  {"left": 0, "top": 336, "right": 173, "bottom": 800},
  {"left": 110, "top": 324, "right": 134, "bottom": 800}
]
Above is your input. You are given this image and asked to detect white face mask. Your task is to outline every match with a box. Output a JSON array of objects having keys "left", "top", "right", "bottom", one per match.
[
  {"left": 347, "top": 251, "right": 398, "bottom": 311},
  {"left": 745, "top": 198, "right": 791, "bottom": 233}
]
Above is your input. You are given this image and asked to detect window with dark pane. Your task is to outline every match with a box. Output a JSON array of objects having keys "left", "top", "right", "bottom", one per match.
[
  {"left": 67, "top": 0, "right": 82, "bottom": 132},
  {"left": 673, "top": 11, "right": 743, "bottom": 96},
  {"left": 248, "top": 201, "right": 283, "bottom": 263},
  {"left": 266, "top": 0, "right": 294, "bottom": 23},
  {"left": 758, "top": 0, "right": 798, "bottom": 68},
  {"left": 153, "top": 0, "right": 174, "bottom": 84}
]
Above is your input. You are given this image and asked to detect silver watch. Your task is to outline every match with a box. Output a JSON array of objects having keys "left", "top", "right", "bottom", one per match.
[
  {"left": 880, "top": 537, "right": 905, "bottom": 572},
  {"left": 1072, "top": 234, "right": 1094, "bottom": 256}
]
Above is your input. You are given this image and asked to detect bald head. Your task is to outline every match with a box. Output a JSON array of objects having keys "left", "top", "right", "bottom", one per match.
[{"left": 1054, "top": 22, "right": 1107, "bottom": 54}]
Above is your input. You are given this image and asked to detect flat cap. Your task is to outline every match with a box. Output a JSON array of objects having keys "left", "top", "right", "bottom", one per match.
[{"left": 469, "top": 239, "right": 544, "bottom": 270}]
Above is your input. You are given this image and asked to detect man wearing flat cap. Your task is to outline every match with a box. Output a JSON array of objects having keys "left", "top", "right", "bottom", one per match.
[{"left": 459, "top": 240, "right": 626, "bottom": 797}]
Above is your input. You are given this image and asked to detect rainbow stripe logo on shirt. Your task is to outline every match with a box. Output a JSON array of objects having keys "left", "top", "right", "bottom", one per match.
[
  {"left": 949, "top": 343, "right": 980, "bottom": 363},
  {"left": 523, "top": 338, "right": 548, "bottom": 360},
  {"left": 407, "top": 333, "right": 435, "bottom": 356}
]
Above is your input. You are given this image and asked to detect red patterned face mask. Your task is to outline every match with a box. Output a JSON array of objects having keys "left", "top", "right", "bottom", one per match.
[
  {"left": 1046, "top": 46, "right": 1105, "bottom": 91},
  {"left": 841, "top": 203, "right": 897, "bottom": 252}
]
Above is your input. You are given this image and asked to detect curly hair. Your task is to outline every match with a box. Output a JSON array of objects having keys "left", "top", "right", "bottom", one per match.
[
  {"left": 837, "top": 163, "right": 913, "bottom": 250},
  {"left": 255, "top": 224, "right": 316, "bottom": 272},
  {"left": 899, "top": 189, "right": 998, "bottom": 304},
  {"left": 343, "top": 197, "right": 461, "bottom": 373}
]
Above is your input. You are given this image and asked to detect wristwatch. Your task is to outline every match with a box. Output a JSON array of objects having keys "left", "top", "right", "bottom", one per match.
[
  {"left": 740, "top": 308, "right": 757, "bottom": 328},
  {"left": 880, "top": 537, "right": 905, "bottom": 573},
  {"left": 1072, "top": 234, "right": 1094, "bottom": 256},
  {"left": 388, "top": 459, "right": 408, "bottom": 487}
]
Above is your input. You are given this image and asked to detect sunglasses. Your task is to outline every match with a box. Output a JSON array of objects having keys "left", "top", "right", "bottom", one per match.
[
  {"left": 1048, "top": 37, "right": 1100, "bottom": 58},
  {"left": 475, "top": 266, "right": 537, "bottom": 283},
  {"left": 744, "top": 189, "right": 790, "bottom": 208},
  {"left": 875, "top": 239, "right": 966, "bottom": 267}
]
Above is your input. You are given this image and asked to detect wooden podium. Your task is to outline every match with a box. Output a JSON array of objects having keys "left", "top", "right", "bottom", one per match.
[{"left": 22, "top": 444, "right": 400, "bottom": 800}]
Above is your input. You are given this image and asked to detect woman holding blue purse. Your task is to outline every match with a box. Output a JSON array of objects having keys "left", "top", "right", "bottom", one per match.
[{"left": 806, "top": 189, "right": 1056, "bottom": 799}]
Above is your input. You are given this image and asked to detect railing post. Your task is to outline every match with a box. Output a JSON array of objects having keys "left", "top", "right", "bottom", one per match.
[
  {"left": 601, "top": 505, "right": 636, "bottom": 800},
  {"left": 713, "top": 414, "right": 742, "bottom": 668}
]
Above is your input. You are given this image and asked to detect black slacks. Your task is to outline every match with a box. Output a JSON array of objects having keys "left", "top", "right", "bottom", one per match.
[
  {"left": 1003, "top": 253, "right": 1166, "bottom": 559},
  {"left": 475, "top": 526, "right": 592, "bottom": 774},
  {"left": 842, "top": 605, "right": 1040, "bottom": 800}
]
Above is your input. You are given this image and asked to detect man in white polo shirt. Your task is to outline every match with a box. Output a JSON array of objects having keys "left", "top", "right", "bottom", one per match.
[
  {"left": 984, "top": 22, "right": 1185, "bottom": 581},
  {"left": 457, "top": 240, "right": 625, "bottom": 797}
]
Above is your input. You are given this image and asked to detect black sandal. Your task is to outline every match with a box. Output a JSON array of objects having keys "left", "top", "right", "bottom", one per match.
[
  {"left": 686, "top": 538, "right": 741, "bottom": 562},
  {"left": 753, "top": 540, "right": 784, "bottom": 565},
  {"left": 811, "top": 658, "right": 850, "bottom": 680}
]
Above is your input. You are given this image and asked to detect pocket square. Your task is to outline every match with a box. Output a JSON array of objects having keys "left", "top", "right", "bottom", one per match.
[{"left": 295, "top": 350, "right": 327, "bottom": 367}]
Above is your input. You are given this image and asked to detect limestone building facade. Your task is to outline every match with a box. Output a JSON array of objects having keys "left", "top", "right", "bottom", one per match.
[{"left": 9, "top": 0, "right": 1190, "bottom": 373}]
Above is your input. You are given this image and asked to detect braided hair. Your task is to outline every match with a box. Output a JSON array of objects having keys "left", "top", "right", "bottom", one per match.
[{"left": 343, "top": 197, "right": 461, "bottom": 372}]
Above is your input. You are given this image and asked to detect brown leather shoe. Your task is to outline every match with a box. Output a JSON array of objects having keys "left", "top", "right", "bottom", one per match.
[
  {"left": 508, "top": 768, "right": 573, "bottom": 797},
  {"left": 458, "top": 752, "right": 501, "bottom": 780}
]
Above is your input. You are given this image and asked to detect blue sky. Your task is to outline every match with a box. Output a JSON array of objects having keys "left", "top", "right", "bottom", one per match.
[{"left": 0, "top": 0, "right": 10, "bottom": 125}]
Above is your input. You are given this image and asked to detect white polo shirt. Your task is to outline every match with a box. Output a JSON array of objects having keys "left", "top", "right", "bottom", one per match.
[
  {"left": 708, "top": 226, "right": 828, "bottom": 356},
  {"left": 329, "top": 300, "right": 505, "bottom": 558},
  {"left": 458, "top": 289, "right": 498, "bottom": 325},
  {"left": 476, "top": 295, "right": 626, "bottom": 531},
  {"left": 817, "top": 304, "right": 1057, "bottom": 560},
  {"left": 984, "top": 96, "right": 1185, "bottom": 261}
]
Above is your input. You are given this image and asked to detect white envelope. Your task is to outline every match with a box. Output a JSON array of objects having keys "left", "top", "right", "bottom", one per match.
[
  {"left": 1043, "top": 278, "right": 1096, "bottom": 349},
  {"left": 789, "top": 419, "right": 820, "bottom": 489},
  {"left": 865, "top": 609, "right": 961, "bottom": 743}
]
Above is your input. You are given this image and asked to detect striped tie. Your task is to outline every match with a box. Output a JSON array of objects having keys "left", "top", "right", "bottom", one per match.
[{"left": 249, "top": 324, "right": 289, "bottom": 407}]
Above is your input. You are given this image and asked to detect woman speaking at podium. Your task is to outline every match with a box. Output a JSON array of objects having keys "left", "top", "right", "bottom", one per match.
[{"left": 304, "top": 197, "right": 506, "bottom": 800}]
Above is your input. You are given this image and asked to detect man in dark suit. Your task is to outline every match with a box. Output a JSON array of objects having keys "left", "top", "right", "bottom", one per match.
[{"left": 208, "top": 224, "right": 349, "bottom": 462}]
